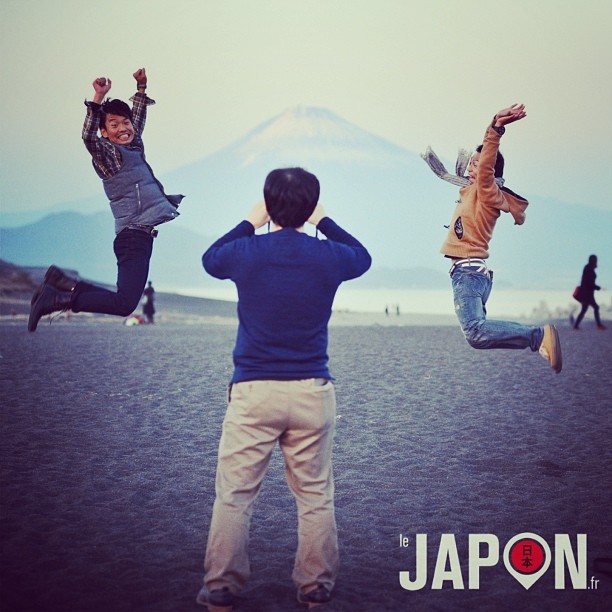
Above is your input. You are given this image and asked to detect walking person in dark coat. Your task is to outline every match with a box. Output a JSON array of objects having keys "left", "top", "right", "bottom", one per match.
[{"left": 574, "top": 255, "right": 607, "bottom": 330}]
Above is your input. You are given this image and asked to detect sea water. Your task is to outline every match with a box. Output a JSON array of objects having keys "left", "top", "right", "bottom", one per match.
[{"left": 171, "top": 285, "right": 611, "bottom": 321}]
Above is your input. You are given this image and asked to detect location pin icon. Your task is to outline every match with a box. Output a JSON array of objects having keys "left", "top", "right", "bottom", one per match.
[{"left": 503, "top": 533, "right": 551, "bottom": 590}]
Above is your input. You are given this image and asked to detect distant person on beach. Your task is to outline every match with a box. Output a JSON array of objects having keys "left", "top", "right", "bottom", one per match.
[
  {"left": 574, "top": 255, "right": 607, "bottom": 330},
  {"left": 28, "top": 68, "right": 183, "bottom": 332},
  {"left": 422, "top": 104, "right": 562, "bottom": 372},
  {"left": 142, "top": 281, "right": 156, "bottom": 324},
  {"left": 196, "top": 168, "right": 371, "bottom": 610}
]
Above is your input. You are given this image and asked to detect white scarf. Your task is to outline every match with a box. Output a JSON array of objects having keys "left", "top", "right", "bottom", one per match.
[{"left": 421, "top": 147, "right": 505, "bottom": 188}]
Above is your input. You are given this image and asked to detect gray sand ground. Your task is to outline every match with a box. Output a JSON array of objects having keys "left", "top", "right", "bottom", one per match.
[{"left": 1, "top": 310, "right": 611, "bottom": 611}]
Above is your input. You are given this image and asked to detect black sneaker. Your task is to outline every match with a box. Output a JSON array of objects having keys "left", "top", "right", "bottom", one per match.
[
  {"left": 297, "top": 583, "right": 332, "bottom": 607},
  {"left": 196, "top": 585, "right": 234, "bottom": 611}
]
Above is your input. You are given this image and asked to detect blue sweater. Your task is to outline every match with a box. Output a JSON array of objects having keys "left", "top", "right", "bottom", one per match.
[{"left": 203, "top": 217, "right": 371, "bottom": 383}]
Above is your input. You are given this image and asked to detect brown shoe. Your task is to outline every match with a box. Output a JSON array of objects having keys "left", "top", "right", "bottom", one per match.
[{"left": 539, "top": 324, "right": 562, "bottom": 373}]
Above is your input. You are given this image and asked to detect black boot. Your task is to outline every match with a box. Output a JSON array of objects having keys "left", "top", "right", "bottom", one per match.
[
  {"left": 31, "top": 265, "right": 79, "bottom": 305},
  {"left": 44, "top": 265, "right": 79, "bottom": 292},
  {"left": 28, "top": 285, "right": 74, "bottom": 332}
]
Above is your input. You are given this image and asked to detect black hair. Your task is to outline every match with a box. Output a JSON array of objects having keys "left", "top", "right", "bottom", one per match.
[
  {"left": 475, "top": 145, "right": 505, "bottom": 178},
  {"left": 100, "top": 99, "right": 132, "bottom": 130},
  {"left": 263, "top": 168, "right": 320, "bottom": 228}
]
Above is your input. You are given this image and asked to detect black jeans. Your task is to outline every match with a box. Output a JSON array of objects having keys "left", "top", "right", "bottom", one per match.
[{"left": 72, "top": 228, "right": 153, "bottom": 316}]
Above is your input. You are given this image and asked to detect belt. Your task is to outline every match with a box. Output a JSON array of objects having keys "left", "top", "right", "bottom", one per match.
[
  {"left": 126, "top": 224, "right": 158, "bottom": 237},
  {"left": 449, "top": 258, "right": 488, "bottom": 276}
]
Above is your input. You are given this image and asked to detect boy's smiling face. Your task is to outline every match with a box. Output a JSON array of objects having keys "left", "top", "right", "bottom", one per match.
[
  {"left": 101, "top": 113, "right": 135, "bottom": 145},
  {"left": 467, "top": 152, "right": 480, "bottom": 183}
]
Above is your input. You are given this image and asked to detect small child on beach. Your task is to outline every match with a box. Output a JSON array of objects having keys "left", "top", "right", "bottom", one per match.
[
  {"left": 423, "top": 104, "right": 562, "bottom": 373},
  {"left": 28, "top": 68, "right": 183, "bottom": 331}
]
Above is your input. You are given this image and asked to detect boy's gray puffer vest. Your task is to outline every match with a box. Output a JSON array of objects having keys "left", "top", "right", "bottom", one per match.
[{"left": 103, "top": 141, "right": 182, "bottom": 234}]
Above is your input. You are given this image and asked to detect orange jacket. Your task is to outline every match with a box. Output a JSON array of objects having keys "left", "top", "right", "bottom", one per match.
[{"left": 440, "top": 124, "right": 528, "bottom": 259}]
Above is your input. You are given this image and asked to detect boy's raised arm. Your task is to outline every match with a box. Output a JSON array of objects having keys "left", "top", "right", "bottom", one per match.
[
  {"left": 493, "top": 103, "right": 526, "bottom": 128},
  {"left": 131, "top": 67, "right": 153, "bottom": 135},
  {"left": 82, "top": 77, "right": 112, "bottom": 157},
  {"left": 133, "top": 67, "right": 147, "bottom": 93},
  {"left": 91, "top": 77, "right": 111, "bottom": 105}
]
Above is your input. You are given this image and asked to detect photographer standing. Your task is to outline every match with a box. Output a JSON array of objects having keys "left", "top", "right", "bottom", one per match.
[{"left": 196, "top": 168, "right": 371, "bottom": 610}]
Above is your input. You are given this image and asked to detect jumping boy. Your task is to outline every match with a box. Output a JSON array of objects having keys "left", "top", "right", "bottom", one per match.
[
  {"left": 28, "top": 68, "right": 182, "bottom": 331},
  {"left": 423, "top": 104, "right": 562, "bottom": 373}
]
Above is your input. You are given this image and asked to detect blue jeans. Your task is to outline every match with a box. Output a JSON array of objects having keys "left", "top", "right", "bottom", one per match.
[
  {"left": 451, "top": 268, "right": 543, "bottom": 351},
  {"left": 72, "top": 228, "right": 153, "bottom": 316}
]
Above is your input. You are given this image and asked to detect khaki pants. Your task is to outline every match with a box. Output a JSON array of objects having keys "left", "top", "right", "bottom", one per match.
[{"left": 204, "top": 378, "right": 339, "bottom": 595}]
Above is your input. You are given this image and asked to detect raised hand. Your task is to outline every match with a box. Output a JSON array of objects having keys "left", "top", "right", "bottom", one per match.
[
  {"left": 307, "top": 203, "right": 327, "bottom": 226},
  {"left": 133, "top": 67, "right": 147, "bottom": 88},
  {"left": 93, "top": 77, "right": 112, "bottom": 96},
  {"left": 246, "top": 201, "right": 271, "bottom": 229},
  {"left": 494, "top": 104, "right": 526, "bottom": 127}
]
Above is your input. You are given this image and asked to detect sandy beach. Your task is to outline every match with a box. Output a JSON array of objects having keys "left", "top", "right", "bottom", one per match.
[{"left": 1, "top": 302, "right": 611, "bottom": 611}]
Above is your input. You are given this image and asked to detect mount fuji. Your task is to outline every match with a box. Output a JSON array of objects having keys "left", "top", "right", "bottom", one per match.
[
  {"left": 162, "top": 105, "right": 455, "bottom": 269},
  {"left": 2, "top": 106, "right": 610, "bottom": 290}
]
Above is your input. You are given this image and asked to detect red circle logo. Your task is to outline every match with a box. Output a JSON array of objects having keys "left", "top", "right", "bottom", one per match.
[{"left": 508, "top": 538, "right": 546, "bottom": 575}]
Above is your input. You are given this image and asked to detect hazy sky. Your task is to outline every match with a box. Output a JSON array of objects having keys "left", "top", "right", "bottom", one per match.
[{"left": 1, "top": 0, "right": 611, "bottom": 213}]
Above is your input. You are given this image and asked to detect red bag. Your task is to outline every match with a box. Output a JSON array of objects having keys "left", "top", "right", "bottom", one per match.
[{"left": 572, "top": 286, "right": 582, "bottom": 302}]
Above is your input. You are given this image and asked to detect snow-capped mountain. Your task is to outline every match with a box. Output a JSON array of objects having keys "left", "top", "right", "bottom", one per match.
[
  {"left": 233, "top": 106, "right": 413, "bottom": 167},
  {"left": 163, "top": 105, "right": 445, "bottom": 270}
]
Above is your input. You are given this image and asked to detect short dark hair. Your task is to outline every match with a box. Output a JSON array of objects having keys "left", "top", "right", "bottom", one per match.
[
  {"left": 100, "top": 99, "right": 132, "bottom": 130},
  {"left": 263, "top": 168, "right": 320, "bottom": 228},
  {"left": 475, "top": 145, "right": 505, "bottom": 178}
]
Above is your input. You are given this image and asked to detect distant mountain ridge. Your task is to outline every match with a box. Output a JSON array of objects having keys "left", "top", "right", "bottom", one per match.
[
  {"left": 0, "top": 211, "right": 218, "bottom": 290},
  {"left": 2, "top": 106, "right": 610, "bottom": 290}
]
